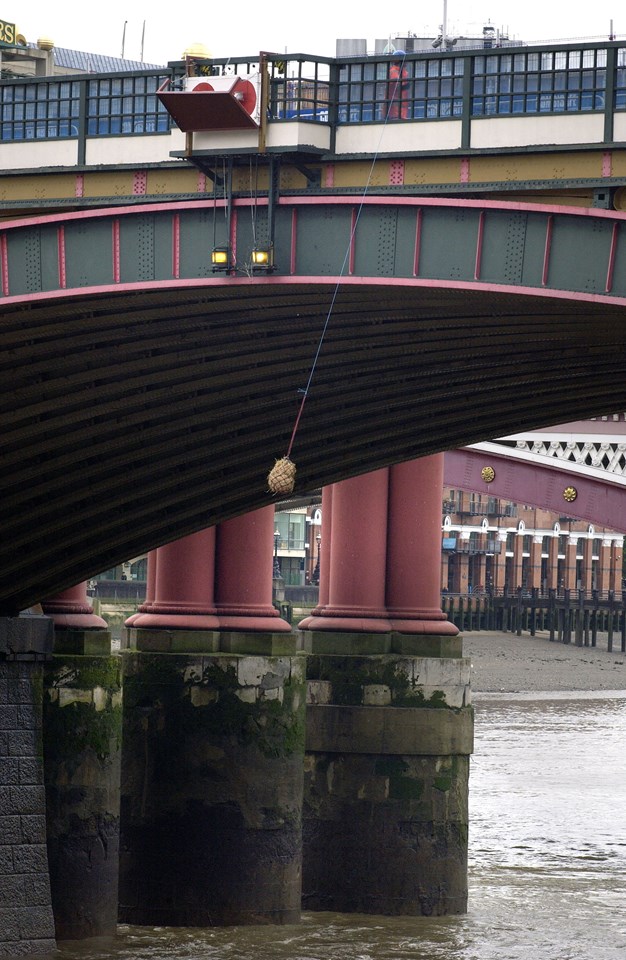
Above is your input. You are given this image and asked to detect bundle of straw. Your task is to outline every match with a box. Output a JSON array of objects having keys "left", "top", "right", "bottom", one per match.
[{"left": 267, "top": 457, "right": 296, "bottom": 495}]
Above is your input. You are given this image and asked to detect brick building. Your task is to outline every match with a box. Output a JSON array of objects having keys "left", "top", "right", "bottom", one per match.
[{"left": 441, "top": 489, "right": 624, "bottom": 596}]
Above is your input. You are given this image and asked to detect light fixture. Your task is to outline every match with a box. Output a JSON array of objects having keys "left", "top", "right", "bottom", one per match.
[
  {"left": 251, "top": 245, "right": 275, "bottom": 273},
  {"left": 211, "top": 245, "right": 231, "bottom": 272}
]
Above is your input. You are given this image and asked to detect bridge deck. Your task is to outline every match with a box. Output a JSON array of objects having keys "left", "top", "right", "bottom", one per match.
[{"left": 2, "top": 197, "right": 626, "bottom": 609}]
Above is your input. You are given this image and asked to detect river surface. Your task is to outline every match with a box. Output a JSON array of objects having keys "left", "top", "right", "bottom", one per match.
[{"left": 54, "top": 691, "right": 626, "bottom": 960}]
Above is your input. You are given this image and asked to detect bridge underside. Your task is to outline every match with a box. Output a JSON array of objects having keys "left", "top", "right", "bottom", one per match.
[{"left": 4, "top": 279, "right": 626, "bottom": 610}]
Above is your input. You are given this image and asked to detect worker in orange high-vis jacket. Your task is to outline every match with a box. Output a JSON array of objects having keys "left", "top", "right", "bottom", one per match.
[{"left": 387, "top": 51, "right": 410, "bottom": 119}]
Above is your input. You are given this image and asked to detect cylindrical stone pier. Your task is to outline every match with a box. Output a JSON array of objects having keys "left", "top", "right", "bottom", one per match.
[
  {"left": 300, "top": 469, "right": 391, "bottom": 635},
  {"left": 215, "top": 506, "right": 292, "bottom": 635},
  {"left": 41, "top": 583, "right": 110, "bottom": 655},
  {"left": 125, "top": 548, "right": 158, "bottom": 628},
  {"left": 386, "top": 456, "right": 458, "bottom": 637},
  {"left": 317, "top": 485, "right": 333, "bottom": 609},
  {"left": 299, "top": 458, "right": 471, "bottom": 917},
  {"left": 129, "top": 528, "right": 220, "bottom": 647}
]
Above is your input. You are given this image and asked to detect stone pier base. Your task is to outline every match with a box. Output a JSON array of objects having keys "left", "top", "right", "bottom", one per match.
[
  {"left": 302, "top": 632, "right": 473, "bottom": 915},
  {"left": 42, "top": 654, "right": 122, "bottom": 940},
  {"left": 0, "top": 618, "right": 56, "bottom": 957},
  {"left": 119, "top": 637, "right": 305, "bottom": 926}
]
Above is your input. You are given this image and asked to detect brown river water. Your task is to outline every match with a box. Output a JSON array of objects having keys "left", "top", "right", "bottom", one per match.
[{"left": 49, "top": 692, "right": 626, "bottom": 960}]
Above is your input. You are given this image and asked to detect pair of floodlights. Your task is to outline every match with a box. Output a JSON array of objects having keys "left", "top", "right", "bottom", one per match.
[{"left": 211, "top": 245, "right": 275, "bottom": 273}]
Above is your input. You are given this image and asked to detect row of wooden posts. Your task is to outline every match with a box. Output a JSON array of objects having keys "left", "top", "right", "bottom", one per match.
[{"left": 440, "top": 589, "right": 626, "bottom": 652}]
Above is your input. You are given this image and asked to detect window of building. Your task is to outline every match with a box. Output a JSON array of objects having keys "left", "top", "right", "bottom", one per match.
[
  {"left": 275, "top": 512, "right": 306, "bottom": 550},
  {"left": 471, "top": 47, "right": 606, "bottom": 116}
]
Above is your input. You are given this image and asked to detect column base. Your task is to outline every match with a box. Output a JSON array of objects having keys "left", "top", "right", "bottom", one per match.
[
  {"left": 303, "top": 646, "right": 472, "bottom": 917},
  {"left": 119, "top": 649, "right": 305, "bottom": 926},
  {"left": 298, "top": 616, "right": 392, "bottom": 633},
  {"left": 216, "top": 615, "right": 292, "bottom": 633},
  {"left": 40, "top": 599, "right": 108, "bottom": 632},
  {"left": 300, "top": 630, "right": 463, "bottom": 658},
  {"left": 52, "top": 628, "right": 112, "bottom": 656},
  {"left": 388, "top": 617, "right": 459, "bottom": 636},
  {"left": 43, "top": 655, "right": 122, "bottom": 940},
  {"left": 129, "top": 611, "right": 220, "bottom": 630},
  {"left": 126, "top": 627, "right": 221, "bottom": 653},
  {"left": 126, "top": 628, "right": 299, "bottom": 656},
  {"left": 299, "top": 613, "right": 456, "bottom": 637}
]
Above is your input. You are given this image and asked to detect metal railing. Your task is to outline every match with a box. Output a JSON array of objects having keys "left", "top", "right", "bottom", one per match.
[{"left": 2, "top": 39, "right": 626, "bottom": 144}]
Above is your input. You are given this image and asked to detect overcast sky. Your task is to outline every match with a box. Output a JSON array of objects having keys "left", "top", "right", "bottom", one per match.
[{"left": 8, "top": 2, "right": 626, "bottom": 66}]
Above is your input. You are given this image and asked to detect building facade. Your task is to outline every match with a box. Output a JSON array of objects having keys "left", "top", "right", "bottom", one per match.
[{"left": 441, "top": 488, "right": 624, "bottom": 595}]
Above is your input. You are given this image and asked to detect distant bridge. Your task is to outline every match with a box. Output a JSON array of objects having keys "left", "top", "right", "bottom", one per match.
[{"left": 445, "top": 417, "right": 626, "bottom": 530}]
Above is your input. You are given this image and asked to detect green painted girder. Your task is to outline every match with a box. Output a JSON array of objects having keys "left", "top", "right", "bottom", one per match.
[
  {"left": 1, "top": 197, "right": 626, "bottom": 299},
  {"left": 1, "top": 196, "right": 626, "bottom": 610}
]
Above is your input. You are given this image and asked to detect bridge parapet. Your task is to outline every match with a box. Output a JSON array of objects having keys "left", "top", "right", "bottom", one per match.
[{"left": 2, "top": 40, "right": 626, "bottom": 179}]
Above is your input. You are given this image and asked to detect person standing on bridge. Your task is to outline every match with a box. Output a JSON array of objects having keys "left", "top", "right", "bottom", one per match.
[{"left": 387, "top": 51, "right": 410, "bottom": 120}]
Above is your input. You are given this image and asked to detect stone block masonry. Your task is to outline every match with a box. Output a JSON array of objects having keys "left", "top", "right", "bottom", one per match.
[
  {"left": 0, "top": 661, "right": 56, "bottom": 956},
  {"left": 119, "top": 649, "right": 306, "bottom": 926},
  {"left": 303, "top": 648, "right": 473, "bottom": 916},
  {"left": 43, "top": 655, "right": 122, "bottom": 940}
]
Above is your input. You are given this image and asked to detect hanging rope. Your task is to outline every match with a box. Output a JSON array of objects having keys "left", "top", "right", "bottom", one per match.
[{"left": 267, "top": 53, "right": 409, "bottom": 495}]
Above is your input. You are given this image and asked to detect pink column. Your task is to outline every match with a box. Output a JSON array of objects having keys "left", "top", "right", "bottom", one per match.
[
  {"left": 299, "top": 485, "right": 333, "bottom": 627},
  {"left": 126, "top": 549, "right": 158, "bottom": 626},
  {"left": 131, "top": 528, "right": 219, "bottom": 630},
  {"left": 300, "top": 469, "right": 391, "bottom": 632},
  {"left": 317, "top": 485, "right": 333, "bottom": 609},
  {"left": 42, "top": 582, "right": 108, "bottom": 629},
  {"left": 386, "top": 456, "right": 457, "bottom": 635},
  {"left": 214, "top": 505, "right": 291, "bottom": 632}
]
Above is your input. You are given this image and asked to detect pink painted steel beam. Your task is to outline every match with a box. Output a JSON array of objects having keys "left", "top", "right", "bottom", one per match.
[{"left": 444, "top": 448, "right": 626, "bottom": 533}]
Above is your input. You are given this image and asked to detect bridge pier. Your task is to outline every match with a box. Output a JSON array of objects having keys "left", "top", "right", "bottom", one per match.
[
  {"left": 0, "top": 617, "right": 56, "bottom": 957},
  {"left": 300, "top": 456, "right": 473, "bottom": 915},
  {"left": 40, "top": 586, "right": 121, "bottom": 941},
  {"left": 119, "top": 507, "right": 303, "bottom": 926}
]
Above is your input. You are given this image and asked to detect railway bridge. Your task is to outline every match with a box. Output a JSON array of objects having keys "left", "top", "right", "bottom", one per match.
[{"left": 3, "top": 35, "right": 626, "bottom": 956}]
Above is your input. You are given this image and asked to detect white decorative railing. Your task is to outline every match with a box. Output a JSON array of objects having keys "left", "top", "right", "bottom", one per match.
[{"left": 510, "top": 440, "right": 626, "bottom": 476}]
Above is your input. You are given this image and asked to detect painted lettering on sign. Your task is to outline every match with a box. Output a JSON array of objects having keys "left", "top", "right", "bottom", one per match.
[{"left": 0, "top": 19, "right": 17, "bottom": 45}]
